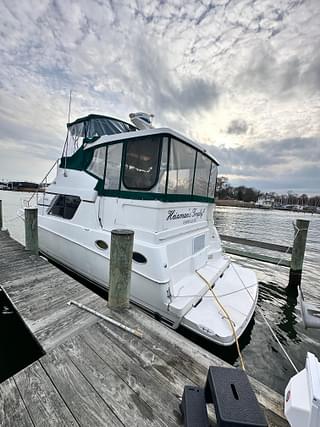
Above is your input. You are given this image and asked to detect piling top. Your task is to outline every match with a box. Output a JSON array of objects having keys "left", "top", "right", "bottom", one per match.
[{"left": 111, "top": 229, "right": 134, "bottom": 236}]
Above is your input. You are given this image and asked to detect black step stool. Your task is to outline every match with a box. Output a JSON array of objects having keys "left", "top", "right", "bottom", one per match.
[
  {"left": 205, "top": 367, "right": 268, "bottom": 427},
  {"left": 180, "top": 386, "right": 209, "bottom": 427},
  {"left": 180, "top": 367, "right": 268, "bottom": 427}
]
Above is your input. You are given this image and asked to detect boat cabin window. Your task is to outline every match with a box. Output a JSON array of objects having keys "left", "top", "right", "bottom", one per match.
[
  {"left": 49, "top": 195, "right": 81, "bottom": 220},
  {"left": 167, "top": 139, "right": 196, "bottom": 194},
  {"left": 87, "top": 146, "right": 106, "bottom": 179},
  {"left": 158, "top": 137, "right": 169, "bottom": 193},
  {"left": 75, "top": 133, "right": 218, "bottom": 201},
  {"left": 208, "top": 163, "right": 218, "bottom": 197},
  {"left": 193, "top": 152, "right": 212, "bottom": 196},
  {"left": 123, "top": 136, "right": 161, "bottom": 190},
  {"left": 104, "top": 143, "right": 123, "bottom": 190}
]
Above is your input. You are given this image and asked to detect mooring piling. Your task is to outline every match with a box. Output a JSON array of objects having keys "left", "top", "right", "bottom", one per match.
[
  {"left": 24, "top": 207, "right": 38, "bottom": 255},
  {"left": 108, "top": 229, "right": 134, "bottom": 310},
  {"left": 288, "top": 219, "right": 310, "bottom": 289},
  {"left": 0, "top": 200, "right": 3, "bottom": 231}
]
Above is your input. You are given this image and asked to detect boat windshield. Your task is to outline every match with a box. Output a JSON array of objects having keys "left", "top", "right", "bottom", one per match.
[
  {"left": 84, "top": 135, "right": 218, "bottom": 202},
  {"left": 62, "top": 131, "right": 218, "bottom": 202}
]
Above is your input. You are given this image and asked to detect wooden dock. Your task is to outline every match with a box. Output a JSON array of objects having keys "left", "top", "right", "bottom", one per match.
[{"left": 0, "top": 230, "right": 289, "bottom": 426}]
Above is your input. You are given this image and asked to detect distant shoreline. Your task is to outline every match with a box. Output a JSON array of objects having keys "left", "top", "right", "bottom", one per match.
[{"left": 216, "top": 199, "right": 255, "bottom": 208}]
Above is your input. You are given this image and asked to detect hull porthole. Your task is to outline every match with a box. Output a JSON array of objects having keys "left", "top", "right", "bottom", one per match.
[
  {"left": 132, "top": 252, "right": 147, "bottom": 264},
  {"left": 95, "top": 240, "right": 108, "bottom": 250}
]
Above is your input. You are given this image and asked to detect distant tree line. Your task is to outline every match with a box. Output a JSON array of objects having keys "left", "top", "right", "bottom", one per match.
[{"left": 216, "top": 176, "right": 320, "bottom": 206}]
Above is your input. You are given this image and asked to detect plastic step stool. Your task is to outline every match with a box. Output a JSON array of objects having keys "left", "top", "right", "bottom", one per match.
[
  {"left": 180, "top": 385, "right": 209, "bottom": 427},
  {"left": 205, "top": 367, "right": 268, "bottom": 427}
]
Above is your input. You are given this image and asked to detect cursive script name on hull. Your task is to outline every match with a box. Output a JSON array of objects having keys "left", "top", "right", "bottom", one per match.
[{"left": 166, "top": 208, "right": 206, "bottom": 222}]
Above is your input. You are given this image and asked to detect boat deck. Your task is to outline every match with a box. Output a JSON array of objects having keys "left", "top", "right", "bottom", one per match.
[{"left": 0, "top": 230, "right": 288, "bottom": 426}]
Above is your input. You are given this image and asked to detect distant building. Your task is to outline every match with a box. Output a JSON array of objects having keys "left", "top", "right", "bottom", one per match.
[
  {"left": 0, "top": 182, "right": 8, "bottom": 190},
  {"left": 255, "top": 196, "right": 274, "bottom": 209}
]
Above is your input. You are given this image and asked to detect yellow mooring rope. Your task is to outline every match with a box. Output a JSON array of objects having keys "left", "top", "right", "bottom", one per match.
[{"left": 196, "top": 270, "right": 246, "bottom": 371}]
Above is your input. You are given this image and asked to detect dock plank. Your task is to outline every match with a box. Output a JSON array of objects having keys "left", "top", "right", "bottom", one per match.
[
  {"left": 40, "top": 348, "right": 124, "bottom": 427},
  {"left": 79, "top": 327, "right": 184, "bottom": 426},
  {"left": 0, "top": 377, "right": 34, "bottom": 427},
  {"left": 62, "top": 335, "right": 169, "bottom": 427},
  {"left": 101, "top": 306, "right": 287, "bottom": 425},
  {"left": 14, "top": 361, "right": 78, "bottom": 427},
  {"left": 87, "top": 321, "right": 191, "bottom": 398},
  {"left": 220, "top": 234, "right": 292, "bottom": 254}
]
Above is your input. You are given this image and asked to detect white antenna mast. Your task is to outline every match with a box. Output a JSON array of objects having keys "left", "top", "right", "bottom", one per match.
[
  {"left": 64, "top": 90, "right": 73, "bottom": 177},
  {"left": 67, "top": 89, "right": 72, "bottom": 124}
]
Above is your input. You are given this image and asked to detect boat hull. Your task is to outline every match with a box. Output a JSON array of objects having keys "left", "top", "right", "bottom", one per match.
[{"left": 38, "top": 223, "right": 258, "bottom": 346}]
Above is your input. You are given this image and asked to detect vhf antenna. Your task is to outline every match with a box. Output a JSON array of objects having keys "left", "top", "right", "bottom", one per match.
[{"left": 64, "top": 90, "right": 73, "bottom": 177}]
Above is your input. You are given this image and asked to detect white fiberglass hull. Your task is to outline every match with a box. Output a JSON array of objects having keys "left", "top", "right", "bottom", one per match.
[{"left": 38, "top": 222, "right": 258, "bottom": 347}]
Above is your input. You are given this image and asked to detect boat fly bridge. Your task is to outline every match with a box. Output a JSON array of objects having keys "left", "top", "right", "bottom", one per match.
[{"left": 36, "top": 113, "right": 258, "bottom": 346}]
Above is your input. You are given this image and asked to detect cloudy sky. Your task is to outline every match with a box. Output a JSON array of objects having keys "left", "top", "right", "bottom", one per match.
[{"left": 0, "top": 0, "right": 319, "bottom": 194}]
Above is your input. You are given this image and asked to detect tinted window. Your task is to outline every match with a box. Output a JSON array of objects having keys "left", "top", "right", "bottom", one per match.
[
  {"left": 104, "top": 143, "right": 123, "bottom": 190},
  {"left": 167, "top": 139, "right": 196, "bottom": 194},
  {"left": 208, "top": 164, "right": 218, "bottom": 197},
  {"left": 193, "top": 153, "right": 212, "bottom": 196},
  {"left": 158, "top": 137, "right": 168, "bottom": 193},
  {"left": 49, "top": 195, "right": 81, "bottom": 219},
  {"left": 123, "top": 136, "right": 161, "bottom": 190},
  {"left": 87, "top": 146, "right": 106, "bottom": 179}
]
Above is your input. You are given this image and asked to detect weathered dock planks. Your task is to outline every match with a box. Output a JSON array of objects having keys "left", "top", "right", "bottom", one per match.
[
  {"left": 0, "top": 230, "right": 289, "bottom": 426},
  {"left": 0, "top": 230, "right": 107, "bottom": 351}
]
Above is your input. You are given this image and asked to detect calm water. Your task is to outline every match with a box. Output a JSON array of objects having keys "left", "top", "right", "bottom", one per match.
[{"left": 1, "top": 190, "right": 320, "bottom": 393}]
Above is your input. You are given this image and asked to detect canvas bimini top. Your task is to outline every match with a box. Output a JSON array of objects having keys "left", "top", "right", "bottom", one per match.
[
  {"left": 67, "top": 114, "right": 137, "bottom": 139},
  {"left": 61, "top": 114, "right": 219, "bottom": 203}
]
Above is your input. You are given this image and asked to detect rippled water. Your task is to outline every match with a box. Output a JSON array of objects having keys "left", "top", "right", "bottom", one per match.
[
  {"left": 1, "top": 190, "right": 319, "bottom": 394},
  {"left": 214, "top": 206, "right": 320, "bottom": 393}
]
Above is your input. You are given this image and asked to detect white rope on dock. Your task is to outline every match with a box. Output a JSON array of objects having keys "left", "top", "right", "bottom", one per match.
[{"left": 67, "top": 300, "right": 143, "bottom": 339}]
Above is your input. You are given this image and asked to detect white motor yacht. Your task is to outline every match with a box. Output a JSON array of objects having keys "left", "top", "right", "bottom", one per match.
[{"left": 36, "top": 112, "right": 258, "bottom": 346}]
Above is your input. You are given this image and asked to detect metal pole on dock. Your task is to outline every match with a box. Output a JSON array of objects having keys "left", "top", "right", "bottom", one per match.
[
  {"left": 0, "top": 200, "right": 3, "bottom": 231},
  {"left": 108, "top": 229, "right": 134, "bottom": 310},
  {"left": 24, "top": 207, "right": 38, "bottom": 255},
  {"left": 288, "top": 219, "right": 309, "bottom": 289}
]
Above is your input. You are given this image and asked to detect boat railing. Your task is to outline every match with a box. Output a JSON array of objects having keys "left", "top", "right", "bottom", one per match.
[{"left": 23, "top": 159, "right": 59, "bottom": 208}]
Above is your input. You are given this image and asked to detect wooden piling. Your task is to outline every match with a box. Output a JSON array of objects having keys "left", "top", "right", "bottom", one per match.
[
  {"left": 108, "top": 229, "right": 134, "bottom": 310},
  {"left": 288, "top": 219, "right": 309, "bottom": 289},
  {"left": 0, "top": 200, "right": 3, "bottom": 231},
  {"left": 24, "top": 207, "right": 38, "bottom": 255}
]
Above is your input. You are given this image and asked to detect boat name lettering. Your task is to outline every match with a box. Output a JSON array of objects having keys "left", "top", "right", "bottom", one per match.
[{"left": 166, "top": 208, "right": 206, "bottom": 222}]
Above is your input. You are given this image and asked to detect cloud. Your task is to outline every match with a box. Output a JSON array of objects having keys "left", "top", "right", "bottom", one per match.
[
  {"left": 0, "top": 0, "right": 319, "bottom": 193},
  {"left": 226, "top": 119, "right": 248, "bottom": 135},
  {"left": 237, "top": 43, "right": 320, "bottom": 97},
  {"left": 203, "top": 136, "right": 320, "bottom": 193}
]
